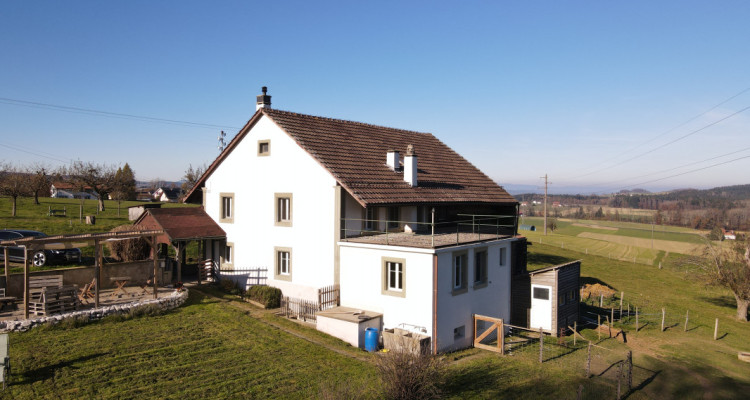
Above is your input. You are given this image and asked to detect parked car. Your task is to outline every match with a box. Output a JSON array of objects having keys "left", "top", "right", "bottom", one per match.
[{"left": 0, "top": 229, "right": 82, "bottom": 267}]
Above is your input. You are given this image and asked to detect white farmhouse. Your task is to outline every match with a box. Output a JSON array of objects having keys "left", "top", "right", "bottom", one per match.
[{"left": 184, "top": 88, "right": 524, "bottom": 353}]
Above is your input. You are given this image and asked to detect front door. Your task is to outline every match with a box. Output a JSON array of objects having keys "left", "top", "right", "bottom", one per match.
[{"left": 530, "top": 284, "right": 552, "bottom": 331}]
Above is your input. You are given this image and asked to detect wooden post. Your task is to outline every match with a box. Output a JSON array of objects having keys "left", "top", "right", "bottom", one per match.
[
  {"left": 176, "top": 242, "right": 183, "bottom": 283},
  {"left": 619, "top": 292, "right": 623, "bottom": 320},
  {"left": 577, "top": 384, "right": 583, "bottom": 400},
  {"left": 684, "top": 310, "right": 689, "bottom": 332},
  {"left": 196, "top": 241, "right": 202, "bottom": 286},
  {"left": 539, "top": 327, "right": 544, "bottom": 363},
  {"left": 23, "top": 246, "right": 29, "bottom": 319},
  {"left": 627, "top": 303, "right": 630, "bottom": 321},
  {"left": 598, "top": 315, "right": 601, "bottom": 340},
  {"left": 635, "top": 307, "right": 639, "bottom": 332},
  {"left": 599, "top": 294, "right": 603, "bottom": 308},
  {"left": 661, "top": 308, "right": 665, "bottom": 332},
  {"left": 152, "top": 235, "right": 159, "bottom": 299},
  {"left": 714, "top": 318, "right": 719, "bottom": 340},
  {"left": 586, "top": 341, "right": 591, "bottom": 377},
  {"left": 573, "top": 321, "right": 577, "bottom": 346},
  {"left": 611, "top": 307, "right": 615, "bottom": 327},
  {"left": 3, "top": 247, "right": 8, "bottom": 281},
  {"left": 499, "top": 319, "right": 505, "bottom": 355},
  {"left": 95, "top": 240, "right": 101, "bottom": 309}
]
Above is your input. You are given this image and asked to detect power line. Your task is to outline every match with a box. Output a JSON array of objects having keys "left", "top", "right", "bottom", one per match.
[
  {"left": 0, "top": 142, "right": 71, "bottom": 164},
  {"left": 0, "top": 97, "right": 242, "bottom": 130},
  {"left": 567, "top": 87, "right": 750, "bottom": 180},
  {"left": 619, "top": 154, "right": 750, "bottom": 189}
]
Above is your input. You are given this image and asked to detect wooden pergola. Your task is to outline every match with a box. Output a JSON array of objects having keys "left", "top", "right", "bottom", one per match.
[{"left": 1, "top": 230, "right": 164, "bottom": 319}]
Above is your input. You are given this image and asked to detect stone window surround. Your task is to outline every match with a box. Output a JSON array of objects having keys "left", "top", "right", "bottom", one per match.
[
  {"left": 381, "top": 256, "right": 406, "bottom": 298},
  {"left": 274, "top": 246, "right": 292, "bottom": 281}
]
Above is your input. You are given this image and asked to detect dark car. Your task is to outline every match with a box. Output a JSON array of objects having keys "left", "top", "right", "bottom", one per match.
[{"left": 0, "top": 229, "right": 82, "bottom": 267}]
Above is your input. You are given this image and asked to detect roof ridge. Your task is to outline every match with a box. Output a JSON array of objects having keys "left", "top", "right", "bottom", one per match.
[{"left": 263, "top": 107, "right": 434, "bottom": 137}]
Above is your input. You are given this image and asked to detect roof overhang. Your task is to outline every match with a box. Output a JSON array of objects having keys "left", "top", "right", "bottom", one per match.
[{"left": 0, "top": 230, "right": 165, "bottom": 251}]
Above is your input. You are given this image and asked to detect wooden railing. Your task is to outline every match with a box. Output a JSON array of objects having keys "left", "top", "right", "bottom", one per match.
[{"left": 318, "top": 284, "right": 340, "bottom": 311}]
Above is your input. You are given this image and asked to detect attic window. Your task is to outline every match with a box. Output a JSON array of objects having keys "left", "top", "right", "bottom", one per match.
[{"left": 258, "top": 140, "right": 270, "bottom": 156}]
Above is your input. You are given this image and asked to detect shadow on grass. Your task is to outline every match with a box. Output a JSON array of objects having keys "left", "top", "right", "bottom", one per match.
[
  {"left": 700, "top": 295, "right": 737, "bottom": 310},
  {"left": 17, "top": 352, "right": 107, "bottom": 385},
  {"left": 580, "top": 276, "right": 618, "bottom": 291},
  {"left": 443, "top": 362, "right": 568, "bottom": 399}
]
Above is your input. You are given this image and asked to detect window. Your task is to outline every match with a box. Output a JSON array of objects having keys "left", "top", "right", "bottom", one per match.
[
  {"left": 274, "top": 247, "right": 292, "bottom": 281},
  {"left": 559, "top": 294, "right": 566, "bottom": 306},
  {"left": 454, "top": 325, "right": 465, "bottom": 340},
  {"left": 220, "top": 193, "right": 234, "bottom": 223},
  {"left": 474, "top": 249, "right": 488, "bottom": 288},
  {"left": 381, "top": 257, "right": 406, "bottom": 297},
  {"left": 452, "top": 252, "right": 468, "bottom": 294},
  {"left": 387, "top": 206, "right": 399, "bottom": 229},
  {"left": 222, "top": 242, "right": 234, "bottom": 269},
  {"left": 274, "top": 193, "right": 293, "bottom": 227},
  {"left": 258, "top": 140, "right": 270, "bottom": 156},
  {"left": 568, "top": 290, "right": 576, "bottom": 302},
  {"left": 499, "top": 247, "right": 506, "bottom": 266},
  {"left": 533, "top": 287, "right": 550, "bottom": 300},
  {"left": 364, "top": 207, "right": 376, "bottom": 230}
]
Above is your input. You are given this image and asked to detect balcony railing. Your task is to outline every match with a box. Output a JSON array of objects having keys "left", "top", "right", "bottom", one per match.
[{"left": 340, "top": 213, "right": 518, "bottom": 248}]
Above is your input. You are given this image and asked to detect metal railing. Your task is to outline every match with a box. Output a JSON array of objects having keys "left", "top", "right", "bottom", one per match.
[{"left": 341, "top": 213, "right": 518, "bottom": 247}]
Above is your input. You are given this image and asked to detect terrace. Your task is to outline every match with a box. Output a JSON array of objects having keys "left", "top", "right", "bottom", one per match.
[{"left": 340, "top": 213, "right": 518, "bottom": 249}]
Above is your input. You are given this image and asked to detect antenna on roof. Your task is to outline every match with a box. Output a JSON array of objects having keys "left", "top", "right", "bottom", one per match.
[{"left": 218, "top": 130, "right": 226, "bottom": 152}]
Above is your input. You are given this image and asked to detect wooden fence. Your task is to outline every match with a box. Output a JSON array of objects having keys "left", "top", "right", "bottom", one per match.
[
  {"left": 318, "top": 284, "right": 340, "bottom": 311},
  {"left": 473, "top": 314, "right": 505, "bottom": 354},
  {"left": 281, "top": 296, "right": 319, "bottom": 322}
]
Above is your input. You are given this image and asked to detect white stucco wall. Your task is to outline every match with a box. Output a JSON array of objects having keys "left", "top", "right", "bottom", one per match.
[
  {"left": 434, "top": 239, "right": 514, "bottom": 352},
  {"left": 338, "top": 243, "right": 435, "bottom": 335},
  {"left": 203, "top": 115, "right": 339, "bottom": 300}
]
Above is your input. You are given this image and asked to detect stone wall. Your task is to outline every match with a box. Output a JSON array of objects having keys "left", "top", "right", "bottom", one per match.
[{"left": 0, "top": 288, "right": 189, "bottom": 333}]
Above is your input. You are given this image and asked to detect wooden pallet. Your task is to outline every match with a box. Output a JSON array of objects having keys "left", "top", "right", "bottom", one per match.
[{"left": 28, "top": 285, "right": 80, "bottom": 316}]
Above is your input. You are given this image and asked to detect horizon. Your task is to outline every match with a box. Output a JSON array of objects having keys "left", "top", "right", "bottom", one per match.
[{"left": 2, "top": 2, "right": 749, "bottom": 192}]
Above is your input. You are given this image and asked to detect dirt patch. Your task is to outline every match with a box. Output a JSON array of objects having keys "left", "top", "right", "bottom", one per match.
[{"left": 572, "top": 223, "right": 619, "bottom": 231}]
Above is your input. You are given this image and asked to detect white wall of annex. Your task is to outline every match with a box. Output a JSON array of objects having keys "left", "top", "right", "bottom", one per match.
[
  {"left": 338, "top": 244, "right": 434, "bottom": 334},
  {"left": 204, "top": 115, "right": 339, "bottom": 299},
  {"left": 434, "top": 239, "right": 514, "bottom": 352}
]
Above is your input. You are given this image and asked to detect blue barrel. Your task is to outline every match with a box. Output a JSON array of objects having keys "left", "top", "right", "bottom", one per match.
[{"left": 364, "top": 327, "right": 379, "bottom": 352}]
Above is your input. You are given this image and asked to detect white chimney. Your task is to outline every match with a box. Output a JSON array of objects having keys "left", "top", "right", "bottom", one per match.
[
  {"left": 386, "top": 149, "right": 400, "bottom": 171},
  {"left": 404, "top": 144, "right": 417, "bottom": 187},
  {"left": 256, "top": 86, "right": 271, "bottom": 111}
]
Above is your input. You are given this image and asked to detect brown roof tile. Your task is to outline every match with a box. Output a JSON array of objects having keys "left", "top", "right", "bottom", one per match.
[
  {"left": 185, "top": 108, "right": 516, "bottom": 207},
  {"left": 135, "top": 207, "right": 225, "bottom": 241}
]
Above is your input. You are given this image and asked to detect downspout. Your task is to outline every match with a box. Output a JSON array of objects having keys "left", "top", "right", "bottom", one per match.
[{"left": 432, "top": 253, "right": 438, "bottom": 355}]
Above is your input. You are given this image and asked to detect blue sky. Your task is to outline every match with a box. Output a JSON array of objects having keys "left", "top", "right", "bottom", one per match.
[{"left": 2, "top": 1, "right": 749, "bottom": 194}]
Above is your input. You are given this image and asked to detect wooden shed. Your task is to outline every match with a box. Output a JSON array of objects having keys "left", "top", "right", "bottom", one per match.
[{"left": 511, "top": 256, "right": 580, "bottom": 337}]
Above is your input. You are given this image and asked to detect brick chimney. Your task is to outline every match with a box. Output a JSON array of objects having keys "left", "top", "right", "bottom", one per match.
[
  {"left": 256, "top": 86, "right": 271, "bottom": 111},
  {"left": 404, "top": 144, "right": 417, "bottom": 187}
]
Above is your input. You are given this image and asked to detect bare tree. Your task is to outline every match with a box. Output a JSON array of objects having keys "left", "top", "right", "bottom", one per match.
[
  {"left": 182, "top": 163, "right": 206, "bottom": 196},
  {"left": 63, "top": 161, "right": 116, "bottom": 212},
  {"left": 0, "top": 163, "right": 31, "bottom": 217},
  {"left": 28, "top": 163, "right": 50, "bottom": 205},
  {"left": 697, "top": 240, "right": 750, "bottom": 321}
]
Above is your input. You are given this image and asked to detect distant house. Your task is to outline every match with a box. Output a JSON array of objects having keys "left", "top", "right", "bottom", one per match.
[
  {"left": 520, "top": 201, "right": 528, "bottom": 207},
  {"left": 552, "top": 201, "right": 561, "bottom": 207},
  {"left": 152, "top": 187, "right": 182, "bottom": 203},
  {"left": 722, "top": 229, "right": 737, "bottom": 240},
  {"left": 135, "top": 188, "right": 153, "bottom": 202},
  {"left": 50, "top": 182, "right": 98, "bottom": 200}
]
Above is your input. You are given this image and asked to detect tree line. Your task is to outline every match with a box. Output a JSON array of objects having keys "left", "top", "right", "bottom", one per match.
[{"left": 0, "top": 161, "right": 136, "bottom": 217}]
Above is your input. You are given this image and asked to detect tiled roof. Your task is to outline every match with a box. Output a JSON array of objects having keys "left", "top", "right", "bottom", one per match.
[
  {"left": 134, "top": 207, "right": 225, "bottom": 241},
  {"left": 185, "top": 108, "right": 516, "bottom": 206}
]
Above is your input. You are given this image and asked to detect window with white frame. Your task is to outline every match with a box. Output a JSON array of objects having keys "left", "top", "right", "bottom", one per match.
[
  {"left": 274, "top": 247, "right": 292, "bottom": 281},
  {"left": 275, "top": 193, "right": 293, "bottom": 227},
  {"left": 453, "top": 252, "right": 468, "bottom": 294},
  {"left": 220, "top": 193, "right": 234, "bottom": 223},
  {"left": 382, "top": 257, "right": 406, "bottom": 297},
  {"left": 474, "top": 249, "right": 488, "bottom": 287}
]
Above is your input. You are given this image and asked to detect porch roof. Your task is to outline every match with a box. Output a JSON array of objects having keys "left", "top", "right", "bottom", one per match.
[{"left": 134, "top": 207, "right": 226, "bottom": 242}]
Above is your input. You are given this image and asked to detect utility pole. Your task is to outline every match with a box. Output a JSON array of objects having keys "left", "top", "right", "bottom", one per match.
[{"left": 541, "top": 174, "right": 548, "bottom": 235}]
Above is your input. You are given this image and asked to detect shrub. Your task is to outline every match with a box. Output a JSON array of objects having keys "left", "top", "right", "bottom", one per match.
[
  {"left": 375, "top": 350, "right": 446, "bottom": 400},
  {"left": 247, "top": 285, "right": 282, "bottom": 309},
  {"left": 219, "top": 278, "right": 244, "bottom": 296},
  {"left": 107, "top": 224, "right": 151, "bottom": 261}
]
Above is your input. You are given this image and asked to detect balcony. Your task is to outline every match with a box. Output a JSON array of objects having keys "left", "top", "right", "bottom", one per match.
[{"left": 340, "top": 214, "right": 518, "bottom": 249}]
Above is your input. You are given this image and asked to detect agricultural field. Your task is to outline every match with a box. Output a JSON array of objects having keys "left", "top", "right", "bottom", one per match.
[{"left": 520, "top": 216, "right": 711, "bottom": 266}]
